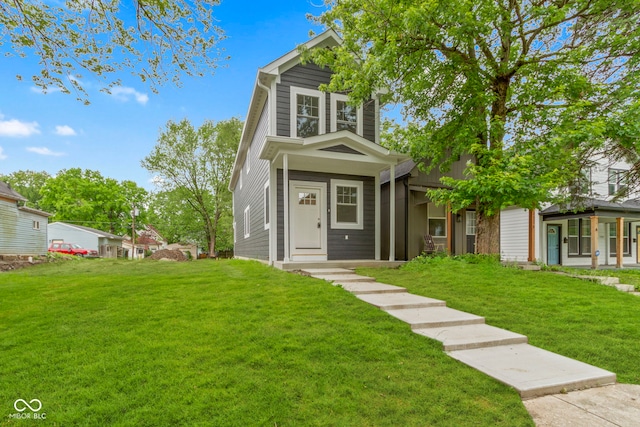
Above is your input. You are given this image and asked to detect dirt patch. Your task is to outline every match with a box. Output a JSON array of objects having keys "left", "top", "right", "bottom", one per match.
[
  {"left": 0, "top": 256, "right": 48, "bottom": 272},
  {"left": 148, "top": 249, "right": 188, "bottom": 262}
]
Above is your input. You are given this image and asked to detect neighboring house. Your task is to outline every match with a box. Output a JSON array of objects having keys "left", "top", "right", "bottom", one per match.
[
  {"left": 0, "top": 181, "right": 51, "bottom": 256},
  {"left": 380, "top": 158, "right": 477, "bottom": 260},
  {"left": 122, "top": 225, "right": 167, "bottom": 259},
  {"left": 48, "top": 222, "right": 124, "bottom": 258},
  {"left": 229, "top": 30, "right": 407, "bottom": 268},
  {"left": 501, "top": 159, "right": 640, "bottom": 268}
]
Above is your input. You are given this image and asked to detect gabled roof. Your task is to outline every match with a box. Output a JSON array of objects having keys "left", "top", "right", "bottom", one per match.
[
  {"left": 18, "top": 206, "right": 52, "bottom": 217},
  {"left": 380, "top": 160, "right": 418, "bottom": 185},
  {"left": 0, "top": 181, "right": 28, "bottom": 202},
  {"left": 229, "top": 30, "right": 343, "bottom": 191},
  {"left": 49, "top": 222, "right": 124, "bottom": 240}
]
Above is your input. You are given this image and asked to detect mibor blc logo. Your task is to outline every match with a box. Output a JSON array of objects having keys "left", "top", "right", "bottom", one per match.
[{"left": 9, "top": 399, "right": 46, "bottom": 420}]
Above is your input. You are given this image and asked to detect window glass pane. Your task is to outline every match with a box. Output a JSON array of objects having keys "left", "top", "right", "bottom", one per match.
[
  {"left": 568, "top": 237, "right": 579, "bottom": 255},
  {"left": 429, "top": 219, "right": 447, "bottom": 237},
  {"left": 336, "top": 186, "right": 357, "bottom": 223},
  {"left": 297, "top": 94, "right": 320, "bottom": 137},
  {"left": 428, "top": 203, "right": 446, "bottom": 218},
  {"left": 581, "top": 237, "right": 591, "bottom": 254},
  {"left": 568, "top": 219, "right": 578, "bottom": 236},
  {"left": 337, "top": 204, "right": 357, "bottom": 223},
  {"left": 336, "top": 100, "right": 357, "bottom": 133},
  {"left": 466, "top": 211, "right": 476, "bottom": 235},
  {"left": 581, "top": 219, "right": 591, "bottom": 237}
]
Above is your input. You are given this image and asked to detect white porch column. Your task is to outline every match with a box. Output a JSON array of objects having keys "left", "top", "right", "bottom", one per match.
[
  {"left": 375, "top": 173, "right": 381, "bottom": 260},
  {"left": 389, "top": 163, "right": 396, "bottom": 262},
  {"left": 283, "top": 154, "right": 290, "bottom": 263}
]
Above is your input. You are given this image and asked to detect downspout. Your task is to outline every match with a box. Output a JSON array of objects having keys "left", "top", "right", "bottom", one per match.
[{"left": 256, "top": 75, "right": 274, "bottom": 264}]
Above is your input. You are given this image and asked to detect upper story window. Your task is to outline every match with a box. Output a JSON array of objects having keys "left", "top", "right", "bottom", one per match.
[
  {"left": 33, "top": 220, "right": 40, "bottom": 230},
  {"left": 291, "top": 87, "right": 326, "bottom": 138},
  {"left": 330, "top": 93, "right": 363, "bottom": 135},
  {"left": 608, "top": 168, "right": 627, "bottom": 197}
]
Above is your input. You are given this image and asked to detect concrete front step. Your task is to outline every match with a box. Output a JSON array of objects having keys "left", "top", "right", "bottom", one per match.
[
  {"left": 448, "top": 343, "right": 617, "bottom": 399},
  {"left": 414, "top": 324, "right": 528, "bottom": 351},
  {"left": 335, "top": 281, "right": 407, "bottom": 295},
  {"left": 385, "top": 307, "right": 485, "bottom": 329},
  {"left": 575, "top": 275, "right": 620, "bottom": 286},
  {"left": 301, "top": 268, "right": 354, "bottom": 275},
  {"left": 356, "top": 292, "right": 446, "bottom": 310},
  {"left": 615, "top": 284, "right": 636, "bottom": 292},
  {"left": 311, "top": 273, "right": 375, "bottom": 283}
]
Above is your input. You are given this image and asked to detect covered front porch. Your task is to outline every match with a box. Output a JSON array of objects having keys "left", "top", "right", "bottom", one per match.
[
  {"left": 260, "top": 130, "right": 408, "bottom": 265},
  {"left": 540, "top": 198, "right": 640, "bottom": 269}
]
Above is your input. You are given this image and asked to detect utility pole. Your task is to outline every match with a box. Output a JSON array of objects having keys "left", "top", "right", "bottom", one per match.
[{"left": 131, "top": 204, "right": 139, "bottom": 259}]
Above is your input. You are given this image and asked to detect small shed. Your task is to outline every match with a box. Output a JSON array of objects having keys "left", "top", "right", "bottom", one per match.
[
  {"left": 48, "top": 222, "right": 124, "bottom": 258},
  {"left": 0, "top": 181, "right": 51, "bottom": 257}
]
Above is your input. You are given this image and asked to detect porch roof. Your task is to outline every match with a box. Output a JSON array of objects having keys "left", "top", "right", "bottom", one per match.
[
  {"left": 540, "top": 198, "right": 640, "bottom": 221},
  {"left": 260, "top": 131, "right": 409, "bottom": 176}
]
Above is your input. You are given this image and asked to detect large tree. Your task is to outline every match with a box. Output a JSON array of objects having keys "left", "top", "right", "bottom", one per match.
[
  {"left": 39, "top": 168, "right": 148, "bottom": 234},
  {"left": 0, "top": 169, "right": 51, "bottom": 209},
  {"left": 142, "top": 118, "right": 242, "bottom": 256},
  {"left": 309, "top": 0, "right": 640, "bottom": 254},
  {"left": 0, "top": 0, "right": 225, "bottom": 101}
]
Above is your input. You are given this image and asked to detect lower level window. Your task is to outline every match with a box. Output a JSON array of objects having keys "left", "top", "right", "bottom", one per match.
[
  {"left": 244, "top": 206, "right": 250, "bottom": 238},
  {"left": 568, "top": 218, "right": 591, "bottom": 256},
  {"left": 427, "top": 203, "right": 447, "bottom": 237},
  {"left": 331, "top": 179, "right": 363, "bottom": 229},
  {"left": 609, "top": 222, "right": 631, "bottom": 256}
]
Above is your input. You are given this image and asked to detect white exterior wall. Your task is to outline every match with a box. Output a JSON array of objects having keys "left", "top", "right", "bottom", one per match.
[
  {"left": 541, "top": 218, "right": 639, "bottom": 266},
  {"left": 48, "top": 223, "right": 99, "bottom": 251},
  {"left": 586, "top": 158, "right": 638, "bottom": 200},
  {"left": 500, "top": 207, "right": 530, "bottom": 262}
]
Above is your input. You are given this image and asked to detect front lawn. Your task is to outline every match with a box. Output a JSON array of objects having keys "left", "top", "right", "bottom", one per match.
[
  {"left": 358, "top": 255, "right": 640, "bottom": 385},
  {"left": 0, "top": 259, "right": 531, "bottom": 426}
]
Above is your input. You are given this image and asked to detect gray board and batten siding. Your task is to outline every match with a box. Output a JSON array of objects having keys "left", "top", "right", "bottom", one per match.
[
  {"left": 277, "top": 169, "right": 376, "bottom": 261},
  {"left": 233, "top": 102, "right": 271, "bottom": 261},
  {"left": 276, "top": 63, "right": 377, "bottom": 142}
]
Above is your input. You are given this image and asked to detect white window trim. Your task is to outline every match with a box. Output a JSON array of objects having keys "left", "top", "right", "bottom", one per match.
[
  {"left": 264, "top": 181, "right": 270, "bottom": 230},
  {"left": 233, "top": 220, "right": 237, "bottom": 243},
  {"left": 246, "top": 146, "right": 251, "bottom": 173},
  {"left": 244, "top": 206, "right": 250, "bottom": 239},
  {"left": 331, "top": 179, "right": 363, "bottom": 230},
  {"left": 330, "top": 93, "right": 363, "bottom": 136},
  {"left": 290, "top": 86, "right": 326, "bottom": 138},
  {"left": 239, "top": 172, "right": 243, "bottom": 190}
]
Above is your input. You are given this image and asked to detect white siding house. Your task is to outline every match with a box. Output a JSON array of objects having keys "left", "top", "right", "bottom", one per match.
[{"left": 0, "top": 182, "right": 51, "bottom": 256}]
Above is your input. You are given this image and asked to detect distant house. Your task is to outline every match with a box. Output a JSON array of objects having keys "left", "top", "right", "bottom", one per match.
[
  {"left": 48, "top": 222, "right": 123, "bottom": 258},
  {"left": 122, "top": 225, "right": 167, "bottom": 259},
  {"left": 501, "top": 158, "right": 640, "bottom": 268},
  {"left": 0, "top": 181, "right": 51, "bottom": 257}
]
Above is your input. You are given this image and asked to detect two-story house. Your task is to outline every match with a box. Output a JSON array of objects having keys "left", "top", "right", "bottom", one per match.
[
  {"left": 229, "top": 30, "right": 407, "bottom": 268},
  {"left": 501, "top": 158, "right": 640, "bottom": 268}
]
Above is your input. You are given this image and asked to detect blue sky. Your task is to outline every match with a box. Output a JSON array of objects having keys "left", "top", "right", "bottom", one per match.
[{"left": 0, "top": 1, "right": 329, "bottom": 189}]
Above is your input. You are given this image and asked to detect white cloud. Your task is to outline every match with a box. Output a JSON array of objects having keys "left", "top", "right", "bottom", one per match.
[
  {"left": 27, "top": 147, "right": 65, "bottom": 156},
  {"left": 0, "top": 147, "right": 7, "bottom": 160},
  {"left": 110, "top": 86, "right": 149, "bottom": 105},
  {"left": 0, "top": 117, "right": 41, "bottom": 137},
  {"left": 30, "top": 86, "right": 63, "bottom": 95},
  {"left": 55, "top": 125, "right": 77, "bottom": 136}
]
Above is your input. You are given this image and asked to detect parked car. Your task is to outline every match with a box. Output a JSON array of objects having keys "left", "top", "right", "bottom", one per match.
[{"left": 48, "top": 242, "right": 98, "bottom": 257}]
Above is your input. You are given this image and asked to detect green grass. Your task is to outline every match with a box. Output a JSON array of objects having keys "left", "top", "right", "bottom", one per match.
[
  {"left": 358, "top": 255, "right": 640, "bottom": 385},
  {"left": 0, "top": 259, "right": 532, "bottom": 426}
]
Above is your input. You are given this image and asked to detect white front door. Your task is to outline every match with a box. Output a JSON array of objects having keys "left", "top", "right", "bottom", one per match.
[{"left": 290, "top": 181, "right": 327, "bottom": 261}]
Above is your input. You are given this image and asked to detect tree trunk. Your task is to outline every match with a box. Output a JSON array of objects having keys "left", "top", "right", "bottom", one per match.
[{"left": 475, "top": 208, "right": 500, "bottom": 255}]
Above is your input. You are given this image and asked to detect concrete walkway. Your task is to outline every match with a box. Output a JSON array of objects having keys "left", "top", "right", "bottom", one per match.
[{"left": 303, "top": 268, "right": 640, "bottom": 426}]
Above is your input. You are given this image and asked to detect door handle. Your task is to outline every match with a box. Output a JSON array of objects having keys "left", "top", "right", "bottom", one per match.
[{"left": 317, "top": 219, "right": 321, "bottom": 229}]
